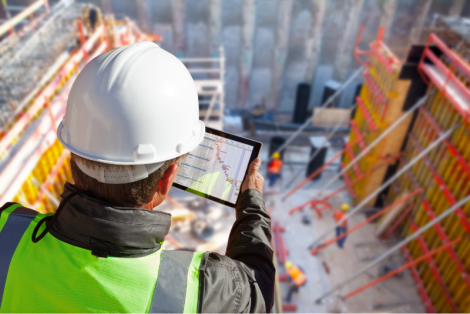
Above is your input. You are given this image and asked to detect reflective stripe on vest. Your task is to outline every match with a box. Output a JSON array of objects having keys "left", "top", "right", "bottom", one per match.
[
  {"left": 150, "top": 250, "right": 203, "bottom": 313},
  {"left": 0, "top": 203, "right": 35, "bottom": 307},
  {"left": 0, "top": 203, "right": 206, "bottom": 313}
]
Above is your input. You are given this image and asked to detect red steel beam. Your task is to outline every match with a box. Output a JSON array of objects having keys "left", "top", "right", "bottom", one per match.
[
  {"left": 409, "top": 220, "right": 459, "bottom": 312},
  {"left": 402, "top": 247, "right": 436, "bottom": 313},
  {"left": 341, "top": 237, "right": 462, "bottom": 300},
  {"left": 356, "top": 97, "right": 378, "bottom": 131}
]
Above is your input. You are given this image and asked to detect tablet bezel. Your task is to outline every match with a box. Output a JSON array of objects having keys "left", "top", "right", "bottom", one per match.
[{"left": 172, "top": 126, "right": 262, "bottom": 208}]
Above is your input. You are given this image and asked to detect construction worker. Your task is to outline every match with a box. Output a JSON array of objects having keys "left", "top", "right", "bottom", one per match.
[
  {"left": 267, "top": 152, "right": 283, "bottom": 187},
  {"left": 285, "top": 261, "right": 307, "bottom": 302},
  {"left": 0, "top": 42, "right": 274, "bottom": 313},
  {"left": 333, "top": 203, "right": 350, "bottom": 248}
]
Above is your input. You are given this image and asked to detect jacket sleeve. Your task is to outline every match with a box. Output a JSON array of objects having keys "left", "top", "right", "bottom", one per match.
[
  {"left": 226, "top": 189, "right": 275, "bottom": 309},
  {"left": 198, "top": 189, "right": 275, "bottom": 313}
]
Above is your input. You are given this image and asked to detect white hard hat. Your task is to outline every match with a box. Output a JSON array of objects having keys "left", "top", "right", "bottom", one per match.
[{"left": 58, "top": 42, "right": 205, "bottom": 183}]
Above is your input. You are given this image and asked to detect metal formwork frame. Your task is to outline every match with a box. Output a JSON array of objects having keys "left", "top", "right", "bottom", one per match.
[
  {"left": 398, "top": 159, "right": 470, "bottom": 295},
  {"left": 409, "top": 219, "right": 459, "bottom": 312},
  {"left": 402, "top": 247, "right": 436, "bottom": 313},
  {"left": 313, "top": 193, "right": 470, "bottom": 303}
]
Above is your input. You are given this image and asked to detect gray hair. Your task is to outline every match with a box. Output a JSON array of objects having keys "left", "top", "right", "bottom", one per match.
[{"left": 70, "top": 153, "right": 183, "bottom": 207}]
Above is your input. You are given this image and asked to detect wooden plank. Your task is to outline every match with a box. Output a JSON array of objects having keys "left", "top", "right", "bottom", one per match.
[{"left": 311, "top": 108, "right": 350, "bottom": 128}]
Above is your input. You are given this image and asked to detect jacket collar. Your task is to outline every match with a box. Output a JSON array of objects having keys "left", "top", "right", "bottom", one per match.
[{"left": 50, "top": 182, "right": 171, "bottom": 257}]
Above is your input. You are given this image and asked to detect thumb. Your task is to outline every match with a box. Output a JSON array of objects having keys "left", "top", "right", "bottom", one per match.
[{"left": 249, "top": 158, "right": 261, "bottom": 173}]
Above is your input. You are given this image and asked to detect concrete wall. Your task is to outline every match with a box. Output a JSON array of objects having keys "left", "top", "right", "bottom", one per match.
[{"left": 35, "top": 0, "right": 470, "bottom": 112}]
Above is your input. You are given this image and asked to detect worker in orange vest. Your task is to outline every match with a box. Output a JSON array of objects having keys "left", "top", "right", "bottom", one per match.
[
  {"left": 333, "top": 203, "right": 349, "bottom": 248},
  {"left": 285, "top": 261, "right": 307, "bottom": 302},
  {"left": 268, "top": 152, "right": 283, "bottom": 187}
]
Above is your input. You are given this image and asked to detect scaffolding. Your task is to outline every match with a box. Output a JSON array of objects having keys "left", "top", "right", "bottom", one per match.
[
  {"left": 179, "top": 47, "right": 226, "bottom": 131},
  {"left": 381, "top": 23, "right": 470, "bottom": 312}
]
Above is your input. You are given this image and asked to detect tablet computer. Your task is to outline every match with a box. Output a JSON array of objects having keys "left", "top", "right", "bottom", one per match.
[{"left": 173, "top": 126, "right": 262, "bottom": 208}]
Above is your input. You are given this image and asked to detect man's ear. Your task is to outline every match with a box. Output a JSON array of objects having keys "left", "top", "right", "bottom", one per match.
[{"left": 157, "top": 163, "right": 179, "bottom": 195}]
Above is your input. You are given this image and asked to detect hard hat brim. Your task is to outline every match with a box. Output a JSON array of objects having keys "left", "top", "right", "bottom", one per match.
[{"left": 58, "top": 119, "right": 206, "bottom": 166}]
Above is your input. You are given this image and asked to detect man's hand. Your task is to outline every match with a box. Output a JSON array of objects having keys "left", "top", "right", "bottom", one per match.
[{"left": 241, "top": 158, "right": 264, "bottom": 193}]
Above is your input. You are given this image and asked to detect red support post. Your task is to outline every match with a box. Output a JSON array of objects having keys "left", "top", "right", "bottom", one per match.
[
  {"left": 342, "top": 237, "right": 462, "bottom": 300},
  {"left": 381, "top": 203, "right": 414, "bottom": 240},
  {"left": 77, "top": 20, "right": 89, "bottom": 63},
  {"left": 409, "top": 220, "right": 459, "bottom": 312},
  {"left": 282, "top": 304, "right": 297, "bottom": 312},
  {"left": 310, "top": 188, "right": 423, "bottom": 255},
  {"left": 273, "top": 222, "right": 288, "bottom": 264},
  {"left": 402, "top": 247, "right": 436, "bottom": 313}
]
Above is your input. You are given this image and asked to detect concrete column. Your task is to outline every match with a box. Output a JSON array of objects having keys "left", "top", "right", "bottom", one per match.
[
  {"left": 270, "top": 0, "right": 293, "bottom": 109},
  {"left": 409, "top": 0, "right": 432, "bottom": 44},
  {"left": 136, "top": 0, "right": 151, "bottom": 33},
  {"left": 101, "top": 0, "right": 113, "bottom": 15},
  {"left": 334, "top": 0, "right": 364, "bottom": 81},
  {"left": 208, "top": 0, "right": 221, "bottom": 51},
  {"left": 172, "top": 0, "right": 186, "bottom": 56},
  {"left": 238, "top": 0, "right": 256, "bottom": 108},
  {"left": 449, "top": 0, "right": 465, "bottom": 17},
  {"left": 379, "top": 0, "right": 397, "bottom": 40},
  {"left": 304, "top": 0, "right": 327, "bottom": 83}
]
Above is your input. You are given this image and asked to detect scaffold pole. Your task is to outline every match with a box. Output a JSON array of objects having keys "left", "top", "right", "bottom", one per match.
[
  {"left": 341, "top": 237, "right": 462, "bottom": 300},
  {"left": 314, "top": 193, "right": 470, "bottom": 303},
  {"left": 284, "top": 96, "right": 426, "bottom": 202}
]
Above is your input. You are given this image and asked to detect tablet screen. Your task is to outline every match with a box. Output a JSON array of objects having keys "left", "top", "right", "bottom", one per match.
[{"left": 173, "top": 127, "right": 261, "bottom": 207}]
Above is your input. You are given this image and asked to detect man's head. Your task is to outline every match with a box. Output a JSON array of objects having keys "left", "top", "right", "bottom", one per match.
[
  {"left": 70, "top": 153, "right": 185, "bottom": 209},
  {"left": 57, "top": 42, "right": 205, "bottom": 209}
]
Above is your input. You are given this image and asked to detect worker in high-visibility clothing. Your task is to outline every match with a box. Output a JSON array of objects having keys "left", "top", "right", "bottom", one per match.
[
  {"left": 285, "top": 261, "right": 307, "bottom": 302},
  {"left": 0, "top": 42, "right": 275, "bottom": 313},
  {"left": 333, "top": 203, "right": 350, "bottom": 248},
  {"left": 267, "top": 152, "right": 283, "bottom": 187}
]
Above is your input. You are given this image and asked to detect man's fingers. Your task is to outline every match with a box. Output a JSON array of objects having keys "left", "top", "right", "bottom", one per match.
[{"left": 249, "top": 158, "right": 261, "bottom": 173}]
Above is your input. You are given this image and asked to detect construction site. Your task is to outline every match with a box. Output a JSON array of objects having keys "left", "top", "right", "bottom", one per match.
[{"left": 2, "top": 0, "right": 470, "bottom": 312}]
